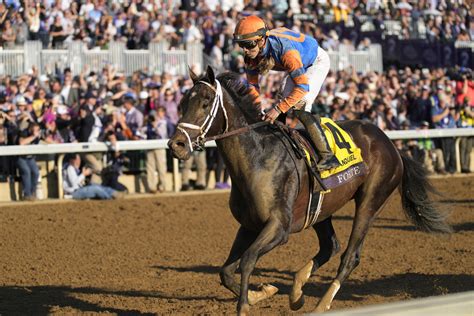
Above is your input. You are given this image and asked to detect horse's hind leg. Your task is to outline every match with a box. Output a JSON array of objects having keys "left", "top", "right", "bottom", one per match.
[
  {"left": 314, "top": 185, "right": 395, "bottom": 312},
  {"left": 220, "top": 226, "right": 279, "bottom": 307},
  {"left": 290, "top": 216, "right": 340, "bottom": 310}
]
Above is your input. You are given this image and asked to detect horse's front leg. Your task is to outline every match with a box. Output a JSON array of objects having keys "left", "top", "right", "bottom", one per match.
[
  {"left": 237, "top": 216, "right": 286, "bottom": 316},
  {"left": 220, "top": 226, "right": 279, "bottom": 306},
  {"left": 220, "top": 226, "right": 258, "bottom": 297}
]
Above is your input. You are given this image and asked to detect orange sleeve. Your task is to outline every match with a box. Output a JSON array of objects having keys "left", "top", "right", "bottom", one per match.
[{"left": 277, "top": 49, "right": 309, "bottom": 112}]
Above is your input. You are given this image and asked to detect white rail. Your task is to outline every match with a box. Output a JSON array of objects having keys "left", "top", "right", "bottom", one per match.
[
  {"left": 0, "top": 128, "right": 472, "bottom": 198},
  {"left": 1, "top": 128, "right": 470, "bottom": 157}
]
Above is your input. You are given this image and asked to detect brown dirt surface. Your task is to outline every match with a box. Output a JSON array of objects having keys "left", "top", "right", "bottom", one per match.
[{"left": 0, "top": 176, "right": 473, "bottom": 315}]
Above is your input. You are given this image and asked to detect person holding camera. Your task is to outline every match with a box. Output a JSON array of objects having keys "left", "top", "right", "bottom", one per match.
[
  {"left": 456, "top": 70, "right": 474, "bottom": 107},
  {"left": 143, "top": 107, "right": 172, "bottom": 193},
  {"left": 63, "top": 153, "right": 124, "bottom": 200},
  {"left": 431, "top": 92, "right": 460, "bottom": 173}
]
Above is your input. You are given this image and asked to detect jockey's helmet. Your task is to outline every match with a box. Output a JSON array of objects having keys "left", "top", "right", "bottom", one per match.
[{"left": 233, "top": 15, "right": 268, "bottom": 45}]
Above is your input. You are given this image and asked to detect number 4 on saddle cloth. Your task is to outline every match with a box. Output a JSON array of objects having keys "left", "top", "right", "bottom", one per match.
[
  {"left": 279, "top": 118, "right": 367, "bottom": 230},
  {"left": 319, "top": 118, "right": 366, "bottom": 186}
]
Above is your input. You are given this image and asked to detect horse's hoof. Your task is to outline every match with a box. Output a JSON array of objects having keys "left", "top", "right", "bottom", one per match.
[
  {"left": 238, "top": 303, "right": 250, "bottom": 316},
  {"left": 313, "top": 303, "right": 331, "bottom": 314},
  {"left": 289, "top": 292, "right": 305, "bottom": 311},
  {"left": 248, "top": 284, "right": 278, "bottom": 305}
]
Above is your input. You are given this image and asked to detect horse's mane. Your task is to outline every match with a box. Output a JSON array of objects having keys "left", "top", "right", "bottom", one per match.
[{"left": 216, "top": 72, "right": 261, "bottom": 121}]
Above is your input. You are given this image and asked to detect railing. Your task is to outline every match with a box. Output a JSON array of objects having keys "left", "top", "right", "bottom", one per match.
[
  {"left": 0, "top": 41, "right": 204, "bottom": 76},
  {"left": 0, "top": 128, "right": 472, "bottom": 199},
  {"left": 0, "top": 50, "right": 24, "bottom": 77},
  {"left": 327, "top": 44, "right": 383, "bottom": 73}
]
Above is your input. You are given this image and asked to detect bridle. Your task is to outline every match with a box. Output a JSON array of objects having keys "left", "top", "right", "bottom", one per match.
[
  {"left": 176, "top": 78, "right": 270, "bottom": 152},
  {"left": 177, "top": 79, "right": 229, "bottom": 152}
]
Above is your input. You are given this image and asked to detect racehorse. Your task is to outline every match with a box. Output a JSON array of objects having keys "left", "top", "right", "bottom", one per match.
[{"left": 167, "top": 66, "right": 452, "bottom": 315}]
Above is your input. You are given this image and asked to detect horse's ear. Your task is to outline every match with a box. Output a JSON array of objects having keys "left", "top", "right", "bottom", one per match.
[
  {"left": 206, "top": 65, "right": 215, "bottom": 85},
  {"left": 188, "top": 66, "right": 199, "bottom": 84}
]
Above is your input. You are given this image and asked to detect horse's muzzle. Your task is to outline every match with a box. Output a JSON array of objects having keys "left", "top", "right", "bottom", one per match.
[{"left": 168, "top": 137, "right": 191, "bottom": 160}]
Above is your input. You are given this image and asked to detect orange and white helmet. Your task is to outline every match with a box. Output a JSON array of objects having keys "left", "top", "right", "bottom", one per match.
[{"left": 233, "top": 15, "right": 268, "bottom": 42}]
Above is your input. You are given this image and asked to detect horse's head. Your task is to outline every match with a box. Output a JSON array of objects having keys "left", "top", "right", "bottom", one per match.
[{"left": 168, "top": 66, "right": 228, "bottom": 160}]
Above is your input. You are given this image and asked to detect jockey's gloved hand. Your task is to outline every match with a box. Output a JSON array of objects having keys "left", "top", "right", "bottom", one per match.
[{"left": 262, "top": 105, "right": 282, "bottom": 124}]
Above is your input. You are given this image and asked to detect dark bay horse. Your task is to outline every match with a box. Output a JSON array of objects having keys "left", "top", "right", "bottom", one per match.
[{"left": 167, "top": 66, "right": 452, "bottom": 315}]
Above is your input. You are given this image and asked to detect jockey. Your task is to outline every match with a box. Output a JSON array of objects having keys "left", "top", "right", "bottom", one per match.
[{"left": 233, "top": 15, "right": 340, "bottom": 171}]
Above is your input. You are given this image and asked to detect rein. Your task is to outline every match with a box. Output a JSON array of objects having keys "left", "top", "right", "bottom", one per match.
[{"left": 201, "top": 121, "right": 269, "bottom": 142}]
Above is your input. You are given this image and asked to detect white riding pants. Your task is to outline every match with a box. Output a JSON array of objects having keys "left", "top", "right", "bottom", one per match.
[{"left": 281, "top": 47, "right": 330, "bottom": 112}]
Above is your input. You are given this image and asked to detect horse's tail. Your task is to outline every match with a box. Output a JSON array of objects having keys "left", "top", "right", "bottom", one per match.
[{"left": 399, "top": 152, "right": 452, "bottom": 234}]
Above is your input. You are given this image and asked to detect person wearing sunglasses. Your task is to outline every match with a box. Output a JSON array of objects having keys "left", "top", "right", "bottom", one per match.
[{"left": 233, "top": 15, "right": 339, "bottom": 171}]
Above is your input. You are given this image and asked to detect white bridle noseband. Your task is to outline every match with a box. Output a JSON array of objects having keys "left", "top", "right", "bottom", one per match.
[{"left": 177, "top": 79, "right": 229, "bottom": 152}]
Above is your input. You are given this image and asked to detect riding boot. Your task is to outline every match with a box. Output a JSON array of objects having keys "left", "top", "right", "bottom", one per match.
[{"left": 294, "top": 111, "right": 340, "bottom": 171}]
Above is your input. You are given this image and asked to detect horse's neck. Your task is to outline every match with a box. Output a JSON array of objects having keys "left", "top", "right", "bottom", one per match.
[{"left": 216, "top": 107, "right": 267, "bottom": 175}]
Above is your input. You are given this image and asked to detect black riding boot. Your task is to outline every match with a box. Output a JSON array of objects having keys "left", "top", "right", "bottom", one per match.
[{"left": 294, "top": 110, "right": 340, "bottom": 171}]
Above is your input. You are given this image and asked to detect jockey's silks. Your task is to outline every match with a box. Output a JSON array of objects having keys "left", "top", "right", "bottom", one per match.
[{"left": 245, "top": 27, "right": 319, "bottom": 112}]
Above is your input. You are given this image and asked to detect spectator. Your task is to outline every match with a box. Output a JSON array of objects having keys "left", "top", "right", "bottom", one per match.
[
  {"left": 25, "top": 2, "right": 41, "bottom": 41},
  {"left": 417, "top": 121, "right": 447, "bottom": 174},
  {"left": 181, "top": 150, "right": 207, "bottom": 191},
  {"left": 73, "top": 102, "right": 103, "bottom": 184},
  {"left": 159, "top": 84, "right": 181, "bottom": 128},
  {"left": 121, "top": 95, "right": 144, "bottom": 140},
  {"left": 63, "top": 153, "right": 124, "bottom": 200},
  {"left": 144, "top": 107, "right": 172, "bottom": 193},
  {"left": 13, "top": 13, "right": 28, "bottom": 47},
  {"left": 431, "top": 93, "right": 459, "bottom": 173},
  {"left": 409, "top": 85, "right": 432, "bottom": 127},
  {"left": 16, "top": 119, "right": 40, "bottom": 201},
  {"left": 49, "top": 16, "right": 66, "bottom": 48},
  {"left": 458, "top": 96, "right": 473, "bottom": 173},
  {"left": 2, "top": 20, "right": 16, "bottom": 49},
  {"left": 101, "top": 130, "right": 128, "bottom": 192},
  {"left": 207, "top": 148, "right": 230, "bottom": 189}
]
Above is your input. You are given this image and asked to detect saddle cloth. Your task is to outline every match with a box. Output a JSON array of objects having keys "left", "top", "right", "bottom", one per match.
[
  {"left": 319, "top": 118, "right": 366, "bottom": 189},
  {"left": 286, "top": 118, "right": 367, "bottom": 230}
]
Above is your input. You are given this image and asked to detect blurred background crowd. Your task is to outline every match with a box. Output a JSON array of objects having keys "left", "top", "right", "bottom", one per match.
[{"left": 0, "top": 0, "right": 472, "bottom": 200}]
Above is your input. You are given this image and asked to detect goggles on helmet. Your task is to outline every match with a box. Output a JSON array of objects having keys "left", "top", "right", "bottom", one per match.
[{"left": 237, "top": 40, "right": 258, "bottom": 49}]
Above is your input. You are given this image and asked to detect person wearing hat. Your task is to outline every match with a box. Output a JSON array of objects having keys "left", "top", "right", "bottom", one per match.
[
  {"left": 233, "top": 15, "right": 339, "bottom": 171},
  {"left": 83, "top": 90, "right": 98, "bottom": 112},
  {"left": 55, "top": 105, "right": 76, "bottom": 143},
  {"left": 409, "top": 85, "right": 432, "bottom": 127},
  {"left": 137, "top": 91, "right": 148, "bottom": 114},
  {"left": 119, "top": 95, "right": 143, "bottom": 140}
]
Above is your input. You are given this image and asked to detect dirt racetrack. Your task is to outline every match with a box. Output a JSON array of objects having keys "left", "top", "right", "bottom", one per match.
[{"left": 0, "top": 175, "right": 473, "bottom": 315}]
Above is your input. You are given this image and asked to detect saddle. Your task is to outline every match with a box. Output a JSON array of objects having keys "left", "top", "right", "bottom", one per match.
[{"left": 274, "top": 122, "right": 326, "bottom": 191}]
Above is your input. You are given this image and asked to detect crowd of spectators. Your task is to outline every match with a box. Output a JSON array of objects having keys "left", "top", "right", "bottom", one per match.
[
  {"left": 0, "top": 0, "right": 471, "bottom": 50},
  {"left": 0, "top": 1, "right": 472, "bottom": 200}
]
